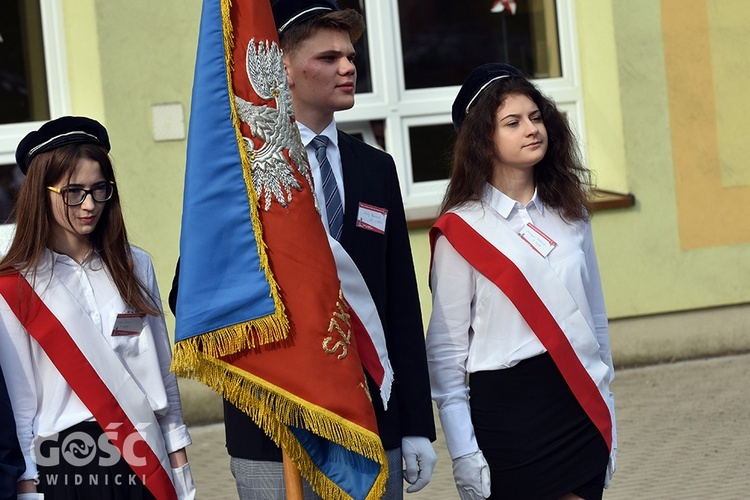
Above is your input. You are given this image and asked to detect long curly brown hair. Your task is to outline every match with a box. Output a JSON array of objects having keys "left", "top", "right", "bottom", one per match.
[
  {"left": 0, "top": 144, "right": 159, "bottom": 316},
  {"left": 441, "top": 76, "right": 592, "bottom": 222}
]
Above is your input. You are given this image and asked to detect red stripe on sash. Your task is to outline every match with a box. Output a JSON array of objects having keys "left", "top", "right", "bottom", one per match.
[
  {"left": 431, "top": 214, "right": 612, "bottom": 451},
  {"left": 349, "top": 308, "right": 385, "bottom": 385},
  {"left": 0, "top": 273, "right": 177, "bottom": 500}
]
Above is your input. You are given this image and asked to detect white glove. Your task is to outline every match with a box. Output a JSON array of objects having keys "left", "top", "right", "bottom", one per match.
[
  {"left": 604, "top": 447, "right": 617, "bottom": 489},
  {"left": 172, "top": 462, "right": 197, "bottom": 500},
  {"left": 17, "top": 494, "right": 44, "bottom": 500},
  {"left": 401, "top": 436, "right": 437, "bottom": 493},
  {"left": 452, "top": 450, "right": 491, "bottom": 500}
]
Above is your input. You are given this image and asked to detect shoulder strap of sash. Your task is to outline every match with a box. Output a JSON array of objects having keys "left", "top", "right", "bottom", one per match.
[
  {"left": 431, "top": 213, "right": 612, "bottom": 451},
  {"left": 0, "top": 272, "right": 177, "bottom": 500}
]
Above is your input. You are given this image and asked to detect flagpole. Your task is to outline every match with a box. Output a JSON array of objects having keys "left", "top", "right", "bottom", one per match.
[{"left": 283, "top": 449, "right": 304, "bottom": 500}]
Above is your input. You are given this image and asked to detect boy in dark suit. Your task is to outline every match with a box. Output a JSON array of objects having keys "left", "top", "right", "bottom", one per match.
[{"left": 226, "top": 1, "right": 437, "bottom": 498}]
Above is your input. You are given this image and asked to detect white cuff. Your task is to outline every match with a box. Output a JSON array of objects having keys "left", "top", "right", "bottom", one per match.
[
  {"left": 438, "top": 402, "right": 479, "bottom": 459},
  {"left": 172, "top": 462, "right": 197, "bottom": 500},
  {"left": 19, "top": 455, "right": 37, "bottom": 482},
  {"left": 162, "top": 424, "right": 192, "bottom": 454}
]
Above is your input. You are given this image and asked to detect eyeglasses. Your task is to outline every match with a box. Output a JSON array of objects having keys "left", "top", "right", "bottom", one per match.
[{"left": 47, "top": 181, "right": 115, "bottom": 206}]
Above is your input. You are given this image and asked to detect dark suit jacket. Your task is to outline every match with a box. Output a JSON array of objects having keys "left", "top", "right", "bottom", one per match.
[{"left": 171, "top": 131, "right": 436, "bottom": 458}]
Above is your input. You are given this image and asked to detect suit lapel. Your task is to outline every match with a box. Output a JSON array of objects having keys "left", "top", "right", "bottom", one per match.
[{"left": 338, "top": 131, "right": 363, "bottom": 250}]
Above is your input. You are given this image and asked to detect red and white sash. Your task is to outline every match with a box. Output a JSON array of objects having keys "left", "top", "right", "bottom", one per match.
[
  {"left": 0, "top": 272, "right": 177, "bottom": 499},
  {"left": 431, "top": 205, "right": 613, "bottom": 451},
  {"left": 328, "top": 234, "right": 394, "bottom": 408}
]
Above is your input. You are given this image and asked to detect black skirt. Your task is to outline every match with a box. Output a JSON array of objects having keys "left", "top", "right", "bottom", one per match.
[
  {"left": 36, "top": 421, "right": 156, "bottom": 500},
  {"left": 470, "top": 352, "right": 609, "bottom": 499}
]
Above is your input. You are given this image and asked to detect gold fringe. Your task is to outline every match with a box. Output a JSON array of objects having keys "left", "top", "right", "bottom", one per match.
[
  {"left": 170, "top": 312, "right": 288, "bottom": 373},
  {"left": 174, "top": 351, "right": 388, "bottom": 500}
]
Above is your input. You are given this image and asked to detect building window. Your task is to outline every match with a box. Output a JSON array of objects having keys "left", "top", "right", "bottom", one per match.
[
  {"left": 0, "top": 0, "right": 69, "bottom": 171},
  {"left": 408, "top": 122, "right": 455, "bottom": 183},
  {"left": 338, "top": 0, "right": 372, "bottom": 94},
  {"left": 335, "top": 0, "right": 583, "bottom": 220},
  {"left": 0, "top": 164, "right": 22, "bottom": 223},
  {"left": 0, "top": 1, "right": 50, "bottom": 125},
  {"left": 398, "top": 0, "right": 561, "bottom": 90}
]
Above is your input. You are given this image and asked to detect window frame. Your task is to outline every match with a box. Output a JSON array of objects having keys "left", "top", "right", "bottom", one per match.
[
  {"left": 336, "top": 0, "right": 584, "bottom": 220},
  {"left": 0, "top": 0, "right": 70, "bottom": 166}
]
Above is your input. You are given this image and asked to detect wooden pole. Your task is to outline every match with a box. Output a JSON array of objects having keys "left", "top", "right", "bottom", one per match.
[{"left": 282, "top": 449, "right": 304, "bottom": 500}]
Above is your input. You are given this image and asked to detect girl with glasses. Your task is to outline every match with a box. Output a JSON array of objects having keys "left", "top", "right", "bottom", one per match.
[{"left": 0, "top": 116, "right": 195, "bottom": 499}]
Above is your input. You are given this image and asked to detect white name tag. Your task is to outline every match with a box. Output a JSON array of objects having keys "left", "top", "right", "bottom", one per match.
[
  {"left": 112, "top": 312, "right": 146, "bottom": 336},
  {"left": 518, "top": 223, "right": 557, "bottom": 258},
  {"left": 356, "top": 202, "right": 388, "bottom": 234}
]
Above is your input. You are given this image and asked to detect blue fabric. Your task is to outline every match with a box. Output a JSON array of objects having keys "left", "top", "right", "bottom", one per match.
[
  {"left": 175, "top": 0, "right": 276, "bottom": 342},
  {"left": 290, "top": 427, "right": 379, "bottom": 500}
]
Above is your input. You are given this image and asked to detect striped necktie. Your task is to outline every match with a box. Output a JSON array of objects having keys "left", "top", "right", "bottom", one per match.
[{"left": 312, "top": 135, "right": 344, "bottom": 241}]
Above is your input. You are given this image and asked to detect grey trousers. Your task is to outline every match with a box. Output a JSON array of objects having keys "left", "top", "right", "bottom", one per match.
[{"left": 230, "top": 447, "right": 403, "bottom": 500}]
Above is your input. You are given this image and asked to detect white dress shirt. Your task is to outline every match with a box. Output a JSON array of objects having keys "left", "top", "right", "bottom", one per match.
[
  {"left": 0, "top": 247, "right": 191, "bottom": 480},
  {"left": 426, "top": 183, "right": 614, "bottom": 460},
  {"left": 297, "top": 120, "right": 346, "bottom": 235}
]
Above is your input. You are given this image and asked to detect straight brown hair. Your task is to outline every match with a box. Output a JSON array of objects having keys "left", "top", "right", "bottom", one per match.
[{"left": 0, "top": 144, "right": 160, "bottom": 316}]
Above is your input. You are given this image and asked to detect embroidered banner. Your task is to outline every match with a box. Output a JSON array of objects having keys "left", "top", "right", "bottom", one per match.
[{"left": 172, "top": 1, "right": 388, "bottom": 498}]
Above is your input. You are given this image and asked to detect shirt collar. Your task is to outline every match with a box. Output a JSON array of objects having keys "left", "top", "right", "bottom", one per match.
[
  {"left": 483, "top": 182, "right": 544, "bottom": 219},
  {"left": 45, "top": 247, "right": 101, "bottom": 268},
  {"left": 529, "top": 189, "right": 544, "bottom": 214},
  {"left": 297, "top": 120, "right": 339, "bottom": 149}
]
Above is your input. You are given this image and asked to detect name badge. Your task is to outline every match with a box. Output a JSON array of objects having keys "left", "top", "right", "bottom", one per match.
[
  {"left": 518, "top": 223, "right": 557, "bottom": 258},
  {"left": 112, "top": 312, "right": 146, "bottom": 336},
  {"left": 356, "top": 202, "right": 388, "bottom": 234}
]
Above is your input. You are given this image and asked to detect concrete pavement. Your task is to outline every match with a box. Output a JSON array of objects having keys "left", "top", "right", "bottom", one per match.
[{"left": 185, "top": 353, "right": 750, "bottom": 499}]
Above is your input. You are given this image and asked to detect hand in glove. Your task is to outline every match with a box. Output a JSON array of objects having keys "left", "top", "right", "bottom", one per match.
[
  {"left": 402, "top": 436, "right": 437, "bottom": 493},
  {"left": 604, "top": 447, "right": 617, "bottom": 489},
  {"left": 452, "top": 450, "right": 491, "bottom": 500}
]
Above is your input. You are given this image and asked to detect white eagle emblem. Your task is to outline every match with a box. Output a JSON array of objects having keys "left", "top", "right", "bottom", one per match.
[{"left": 235, "top": 38, "right": 313, "bottom": 211}]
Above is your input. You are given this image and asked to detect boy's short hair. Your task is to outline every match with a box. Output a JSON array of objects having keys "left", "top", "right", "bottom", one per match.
[{"left": 280, "top": 9, "right": 365, "bottom": 56}]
